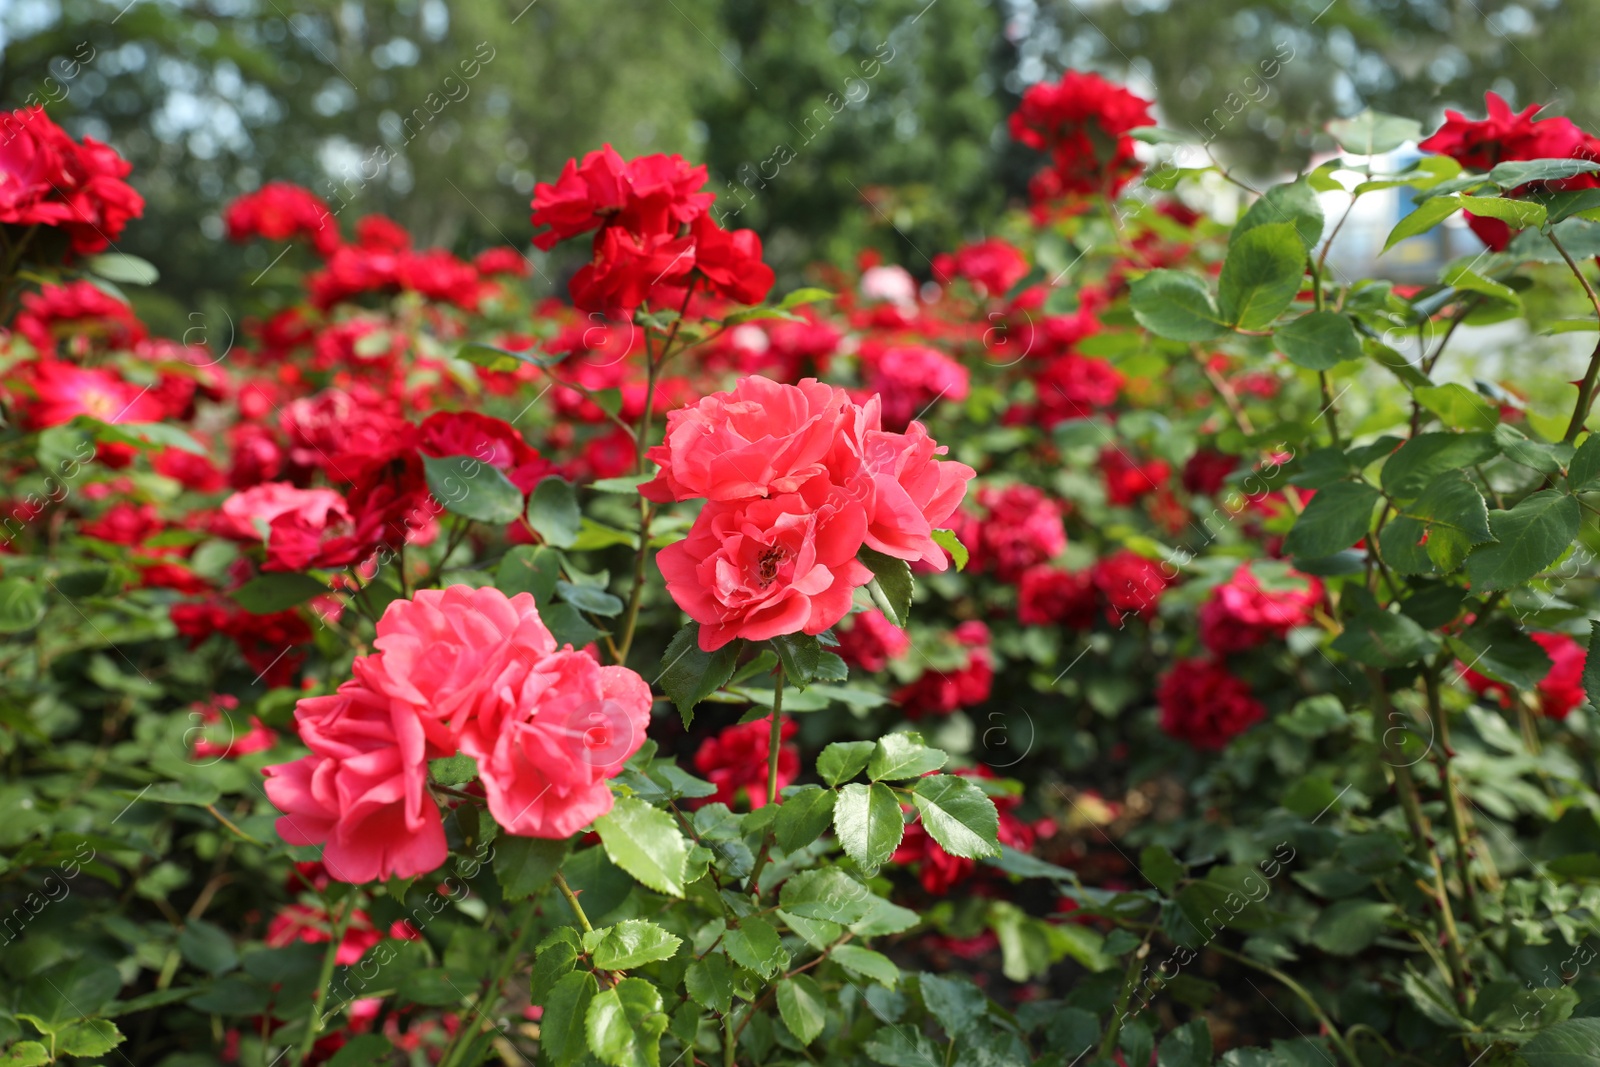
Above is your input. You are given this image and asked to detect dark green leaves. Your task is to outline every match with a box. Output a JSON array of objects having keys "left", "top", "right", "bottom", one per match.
[
  {"left": 858, "top": 546, "right": 913, "bottom": 627},
  {"left": 1234, "top": 180, "right": 1324, "bottom": 251},
  {"left": 1308, "top": 900, "right": 1395, "bottom": 956},
  {"left": 540, "top": 971, "right": 597, "bottom": 1067},
  {"left": 229, "top": 574, "right": 327, "bottom": 614},
  {"left": 774, "top": 786, "right": 837, "bottom": 852},
  {"left": 1464, "top": 490, "right": 1582, "bottom": 591},
  {"left": 909, "top": 775, "right": 1000, "bottom": 859},
  {"left": 775, "top": 975, "right": 827, "bottom": 1044},
  {"left": 1569, "top": 433, "right": 1600, "bottom": 490},
  {"left": 724, "top": 917, "right": 789, "bottom": 978},
  {"left": 1587, "top": 622, "right": 1600, "bottom": 717},
  {"left": 421, "top": 454, "right": 525, "bottom": 525},
  {"left": 1283, "top": 482, "right": 1380, "bottom": 559},
  {"left": 1519, "top": 1017, "right": 1600, "bottom": 1066},
  {"left": 0, "top": 578, "right": 47, "bottom": 633},
  {"left": 833, "top": 783, "right": 904, "bottom": 874},
  {"left": 771, "top": 633, "right": 822, "bottom": 688},
  {"left": 1274, "top": 310, "right": 1361, "bottom": 370},
  {"left": 1401, "top": 471, "right": 1492, "bottom": 572},
  {"left": 658, "top": 624, "right": 741, "bottom": 727},
  {"left": 526, "top": 476, "right": 583, "bottom": 547},
  {"left": 1380, "top": 432, "right": 1497, "bottom": 499},
  {"left": 1217, "top": 222, "right": 1306, "bottom": 330},
  {"left": 1129, "top": 270, "right": 1228, "bottom": 342},
  {"left": 494, "top": 837, "right": 568, "bottom": 900},
  {"left": 866, "top": 733, "right": 947, "bottom": 781}
]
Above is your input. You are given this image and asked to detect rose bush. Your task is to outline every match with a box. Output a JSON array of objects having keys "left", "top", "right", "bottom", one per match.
[{"left": 5, "top": 74, "right": 1600, "bottom": 1067}]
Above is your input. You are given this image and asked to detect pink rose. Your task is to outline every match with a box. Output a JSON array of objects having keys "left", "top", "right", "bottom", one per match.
[
  {"left": 262, "top": 684, "right": 447, "bottom": 884},
  {"left": 835, "top": 406, "right": 975, "bottom": 571},
  {"left": 357, "top": 586, "right": 556, "bottom": 751},
  {"left": 640, "top": 376, "right": 853, "bottom": 503},
  {"left": 657, "top": 477, "right": 874, "bottom": 651},
  {"left": 464, "top": 649, "right": 653, "bottom": 838}
]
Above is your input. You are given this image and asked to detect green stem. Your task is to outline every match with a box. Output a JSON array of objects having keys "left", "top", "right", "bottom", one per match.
[
  {"left": 767, "top": 663, "right": 786, "bottom": 808},
  {"left": 1098, "top": 932, "right": 1151, "bottom": 1059},
  {"left": 1548, "top": 231, "right": 1600, "bottom": 442},
  {"left": 1424, "top": 666, "right": 1484, "bottom": 930},
  {"left": 296, "top": 897, "right": 354, "bottom": 1065},
  {"left": 554, "top": 870, "right": 593, "bottom": 933},
  {"left": 1204, "top": 942, "right": 1363, "bottom": 1067}
]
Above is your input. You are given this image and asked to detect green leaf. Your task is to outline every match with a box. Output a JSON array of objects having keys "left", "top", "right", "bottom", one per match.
[
  {"left": 831, "top": 944, "right": 899, "bottom": 988},
  {"left": 178, "top": 920, "right": 238, "bottom": 975},
  {"left": 858, "top": 546, "right": 914, "bottom": 628},
  {"left": 0, "top": 578, "right": 46, "bottom": 634},
  {"left": 1380, "top": 432, "right": 1498, "bottom": 498},
  {"left": 526, "top": 476, "right": 583, "bottom": 547},
  {"left": 0, "top": 1043, "right": 50, "bottom": 1067},
  {"left": 910, "top": 775, "right": 1000, "bottom": 859},
  {"left": 1402, "top": 471, "right": 1492, "bottom": 549},
  {"left": 53, "top": 1018, "right": 124, "bottom": 1058},
  {"left": 1235, "top": 180, "right": 1324, "bottom": 251},
  {"left": 1490, "top": 158, "right": 1600, "bottom": 189},
  {"left": 1465, "top": 490, "right": 1583, "bottom": 591},
  {"left": 686, "top": 956, "right": 734, "bottom": 1014},
  {"left": 84, "top": 252, "right": 159, "bottom": 285},
  {"left": 1328, "top": 110, "right": 1422, "bottom": 155},
  {"left": 658, "top": 624, "right": 742, "bottom": 727},
  {"left": 779, "top": 868, "right": 876, "bottom": 923},
  {"left": 1218, "top": 222, "right": 1306, "bottom": 330},
  {"left": 1444, "top": 264, "right": 1521, "bottom": 306},
  {"left": 1309, "top": 899, "right": 1395, "bottom": 955},
  {"left": 1366, "top": 338, "right": 1432, "bottom": 386},
  {"left": 421, "top": 454, "right": 526, "bottom": 525},
  {"left": 771, "top": 632, "right": 822, "bottom": 688},
  {"left": 1140, "top": 844, "right": 1186, "bottom": 895},
  {"left": 1330, "top": 604, "right": 1440, "bottom": 668},
  {"left": 542, "top": 971, "right": 601, "bottom": 1066},
  {"left": 229, "top": 573, "right": 327, "bottom": 614},
  {"left": 1463, "top": 194, "right": 1547, "bottom": 229},
  {"left": 590, "top": 920, "right": 683, "bottom": 971},
  {"left": 834, "top": 782, "right": 905, "bottom": 874},
  {"left": 1158, "top": 1018, "right": 1214, "bottom": 1067},
  {"left": 1517, "top": 1016, "right": 1600, "bottom": 1065},
  {"left": 775, "top": 975, "right": 828, "bottom": 1044},
  {"left": 494, "top": 837, "right": 568, "bottom": 901},
  {"left": 429, "top": 753, "right": 478, "bottom": 786},
  {"left": 543, "top": 603, "right": 603, "bottom": 649},
  {"left": 931, "top": 528, "right": 969, "bottom": 571},
  {"left": 1414, "top": 383, "right": 1498, "bottom": 430},
  {"left": 1129, "top": 269, "right": 1229, "bottom": 342},
  {"left": 1569, "top": 434, "right": 1600, "bottom": 490},
  {"left": 775, "top": 785, "right": 837, "bottom": 853},
  {"left": 456, "top": 341, "right": 542, "bottom": 373},
  {"left": 556, "top": 580, "right": 624, "bottom": 617},
  {"left": 1384, "top": 196, "right": 1461, "bottom": 251},
  {"left": 1495, "top": 423, "right": 1568, "bottom": 474},
  {"left": 778, "top": 287, "right": 835, "bottom": 310},
  {"left": 594, "top": 796, "right": 690, "bottom": 898},
  {"left": 532, "top": 931, "right": 580, "bottom": 1003},
  {"left": 585, "top": 977, "right": 667, "bottom": 1067},
  {"left": 723, "top": 916, "right": 789, "bottom": 978},
  {"left": 817, "top": 741, "right": 875, "bottom": 786},
  {"left": 1448, "top": 621, "right": 1553, "bottom": 693},
  {"left": 918, "top": 973, "right": 987, "bottom": 1036},
  {"left": 590, "top": 474, "right": 651, "bottom": 494},
  {"left": 865, "top": 1028, "right": 945, "bottom": 1067},
  {"left": 1273, "top": 310, "right": 1361, "bottom": 370},
  {"left": 1282, "top": 482, "right": 1380, "bottom": 559},
  {"left": 867, "top": 733, "right": 947, "bottom": 781}
]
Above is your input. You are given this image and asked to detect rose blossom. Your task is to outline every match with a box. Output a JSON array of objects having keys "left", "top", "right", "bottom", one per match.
[
  {"left": 658, "top": 477, "right": 874, "bottom": 651},
  {"left": 641, "top": 376, "right": 854, "bottom": 504},
  {"left": 835, "top": 407, "right": 976, "bottom": 572},
  {"left": 1157, "top": 657, "right": 1266, "bottom": 751},
  {"left": 1198, "top": 563, "right": 1322, "bottom": 655},
  {"left": 692, "top": 716, "right": 799, "bottom": 809}
]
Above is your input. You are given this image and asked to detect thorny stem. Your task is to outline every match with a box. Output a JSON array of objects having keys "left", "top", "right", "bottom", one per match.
[
  {"left": 1548, "top": 231, "right": 1600, "bottom": 442},
  {"left": 1369, "top": 667, "right": 1474, "bottom": 1005},
  {"left": 554, "top": 870, "right": 593, "bottom": 933},
  {"left": 1424, "top": 664, "right": 1485, "bottom": 930}
]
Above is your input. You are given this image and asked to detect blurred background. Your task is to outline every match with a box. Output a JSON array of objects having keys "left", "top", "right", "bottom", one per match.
[{"left": 4, "top": 0, "right": 1598, "bottom": 334}]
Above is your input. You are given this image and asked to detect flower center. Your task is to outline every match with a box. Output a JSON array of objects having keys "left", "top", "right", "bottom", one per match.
[{"left": 756, "top": 545, "right": 787, "bottom": 586}]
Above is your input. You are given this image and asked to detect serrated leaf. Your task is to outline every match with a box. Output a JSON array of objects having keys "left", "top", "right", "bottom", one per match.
[
  {"left": 1521, "top": 1017, "right": 1600, "bottom": 1065},
  {"left": 1415, "top": 383, "right": 1499, "bottom": 430},
  {"left": 776, "top": 975, "right": 827, "bottom": 1044},
  {"left": 1274, "top": 310, "right": 1361, "bottom": 370},
  {"left": 834, "top": 783, "right": 904, "bottom": 873},
  {"left": 0, "top": 578, "right": 46, "bottom": 634},
  {"left": 594, "top": 796, "right": 690, "bottom": 898},
  {"left": 541, "top": 971, "right": 600, "bottom": 1067},
  {"left": 1283, "top": 482, "right": 1379, "bottom": 559},
  {"left": 1384, "top": 196, "right": 1461, "bottom": 251},
  {"left": 586, "top": 977, "right": 667, "bottom": 1067},
  {"left": 771, "top": 632, "right": 822, "bottom": 688},
  {"left": 422, "top": 454, "right": 525, "bottom": 525},
  {"left": 775, "top": 785, "right": 837, "bottom": 852},
  {"left": 867, "top": 733, "right": 947, "bottom": 781},
  {"left": 1380, "top": 432, "right": 1498, "bottom": 498},
  {"left": 1402, "top": 471, "right": 1492, "bottom": 546},
  {"left": 658, "top": 624, "right": 742, "bottom": 727},
  {"left": 931, "top": 527, "right": 969, "bottom": 571},
  {"left": 493, "top": 837, "right": 568, "bottom": 901},
  {"left": 723, "top": 917, "right": 788, "bottom": 978},
  {"left": 910, "top": 775, "right": 1000, "bottom": 859},
  {"left": 1235, "top": 180, "right": 1324, "bottom": 251},
  {"left": 1129, "top": 269, "right": 1229, "bottom": 341},
  {"left": 858, "top": 546, "right": 913, "bottom": 627},
  {"left": 1569, "top": 434, "right": 1600, "bottom": 490},
  {"left": 1465, "top": 490, "right": 1582, "bottom": 591},
  {"left": 685, "top": 956, "right": 734, "bottom": 1014},
  {"left": 817, "top": 741, "right": 875, "bottom": 786},
  {"left": 1218, "top": 222, "right": 1306, "bottom": 330},
  {"left": 832, "top": 945, "right": 899, "bottom": 988},
  {"left": 590, "top": 920, "right": 682, "bottom": 971}
]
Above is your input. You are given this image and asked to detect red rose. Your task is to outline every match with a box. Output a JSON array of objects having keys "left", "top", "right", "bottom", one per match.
[
  {"left": 932, "top": 237, "right": 1030, "bottom": 298},
  {"left": 1008, "top": 72, "right": 1155, "bottom": 198},
  {"left": 1018, "top": 565, "right": 1097, "bottom": 628},
  {"left": 1198, "top": 563, "right": 1321, "bottom": 655},
  {"left": 1157, "top": 657, "right": 1266, "bottom": 751},
  {"left": 834, "top": 608, "right": 912, "bottom": 672},
  {"left": 1091, "top": 549, "right": 1173, "bottom": 624},
  {"left": 224, "top": 181, "right": 340, "bottom": 256},
  {"left": 692, "top": 716, "right": 799, "bottom": 809},
  {"left": 417, "top": 411, "right": 552, "bottom": 494}
]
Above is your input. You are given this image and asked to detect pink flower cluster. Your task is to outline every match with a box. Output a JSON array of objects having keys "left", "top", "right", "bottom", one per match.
[
  {"left": 264, "top": 587, "right": 652, "bottom": 883},
  {"left": 647, "top": 375, "right": 975, "bottom": 651}
]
